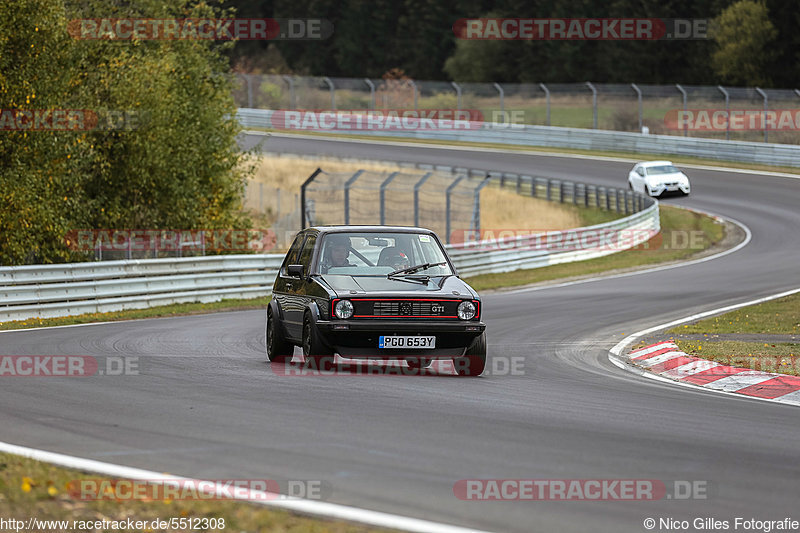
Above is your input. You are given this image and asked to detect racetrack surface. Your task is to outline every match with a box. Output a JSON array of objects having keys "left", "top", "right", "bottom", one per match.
[{"left": 2, "top": 134, "right": 799, "bottom": 532}]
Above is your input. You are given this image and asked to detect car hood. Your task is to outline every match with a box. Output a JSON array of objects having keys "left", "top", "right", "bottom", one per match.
[{"left": 320, "top": 274, "right": 477, "bottom": 299}]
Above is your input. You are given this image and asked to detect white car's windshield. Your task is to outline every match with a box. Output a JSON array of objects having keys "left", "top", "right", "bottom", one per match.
[
  {"left": 317, "top": 232, "right": 453, "bottom": 277},
  {"left": 646, "top": 165, "right": 681, "bottom": 175}
]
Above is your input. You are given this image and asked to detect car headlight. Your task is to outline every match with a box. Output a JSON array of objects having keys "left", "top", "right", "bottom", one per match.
[
  {"left": 334, "top": 299, "right": 353, "bottom": 319},
  {"left": 457, "top": 300, "right": 477, "bottom": 320}
]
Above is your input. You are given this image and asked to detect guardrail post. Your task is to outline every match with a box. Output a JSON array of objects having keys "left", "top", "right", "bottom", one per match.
[
  {"left": 539, "top": 83, "right": 550, "bottom": 126},
  {"left": 718, "top": 85, "right": 730, "bottom": 141},
  {"left": 452, "top": 82, "right": 462, "bottom": 110},
  {"left": 446, "top": 175, "right": 465, "bottom": 244},
  {"left": 364, "top": 79, "right": 376, "bottom": 109},
  {"left": 631, "top": 83, "right": 642, "bottom": 132},
  {"left": 586, "top": 82, "right": 598, "bottom": 129},
  {"left": 282, "top": 76, "right": 296, "bottom": 109},
  {"left": 301, "top": 168, "right": 323, "bottom": 229},
  {"left": 755, "top": 87, "right": 768, "bottom": 143},
  {"left": 379, "top": 172, "right": 400, "bottom": 225},
  {"left": 676, "top": 84, "right": 688, "bottom": 137},
  {"left": 323, "top": 76, "right": 336, "bottom": 110},
  {"left": 246, "top": 74, "right": 254, "bottom": 108},
  {"left": 472, "top": 174, "right": 492, "bottom": 237},
  {"left": 409, "top": 80, "right": 418, "bottom": 110},
  {"left": 559, "top": 181, "right": 564, "bottom": 203},
  {"left": 343, "top": 169, "right": 364, "bottom": 225},
  {"left": 413, "top": 172, "right": 433, "bottom": 227},
  {"left": 493, "top": 83, "right": 504, "bottom": 114},
  {"left": 546, "top": 179, "right": 552, "bottom": 201}
]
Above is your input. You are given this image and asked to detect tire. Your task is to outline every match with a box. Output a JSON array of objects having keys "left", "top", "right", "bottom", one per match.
[
  {"left": 266, "top": 307, "right": 293, "bottom": 362},
  {"left": 303, "top": 312, "right": 334, "bottom": 371},
  {"left": 405, "top": 358, "right": 432, "bottom": 369},
  {"left": 453, "top": 332, "right": 486, "bottom": 376}
]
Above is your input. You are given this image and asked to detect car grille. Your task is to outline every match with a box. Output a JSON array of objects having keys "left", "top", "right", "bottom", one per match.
[{"left": 352, "top": 299, "right": 458, "bottom": 318}]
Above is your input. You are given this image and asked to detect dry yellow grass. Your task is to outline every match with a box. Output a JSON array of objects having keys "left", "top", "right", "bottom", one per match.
[{"left": 246, "top": 155, "right": 585, "bottom": 232}]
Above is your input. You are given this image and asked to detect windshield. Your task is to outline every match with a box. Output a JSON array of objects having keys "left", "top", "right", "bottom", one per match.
[
  {"left": 316, "top": 231, "right": 453, "bottom": 277},
  {"left": 646, "top": 165, "right": 681, "bottom": 175}
]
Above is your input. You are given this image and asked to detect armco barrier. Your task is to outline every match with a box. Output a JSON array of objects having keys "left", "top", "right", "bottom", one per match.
[
  {"left": 0, "top": 204, "right": 658, "bottom": 322},
  {"left": 0, "top": 255, "right": 283, "bottom": 322},
  {"left": 237, "top": 108, "right": 800, "bottom": 168},
  {"left": 448, "top": 202, "right": 659, "bottom": 277}
]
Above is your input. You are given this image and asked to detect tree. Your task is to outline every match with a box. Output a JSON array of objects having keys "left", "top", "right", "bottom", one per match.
[
  {"left": 711, "top": 0, "right": 777, "bottom": 86},
  {"left": 0, "top": 0, "right": 252, "bottom": 265}
]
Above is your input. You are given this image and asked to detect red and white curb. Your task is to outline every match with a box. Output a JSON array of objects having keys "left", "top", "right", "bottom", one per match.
[{"left": 628, "top": 341, "right": 800, "bottom": 406}]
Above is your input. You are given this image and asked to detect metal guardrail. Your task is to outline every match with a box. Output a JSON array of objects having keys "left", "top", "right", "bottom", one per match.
[
  {"left": 237, "top": 108, "right": 800, "bottom": 168},
  {"left": 0, "top": 188, "right": 657, "bottom": 322},
  {"left": 448, "top": 203, "right": 659, "bottom": 277},
  {"left": 0, "top": 255, "right": 283, "bottom": 322}
]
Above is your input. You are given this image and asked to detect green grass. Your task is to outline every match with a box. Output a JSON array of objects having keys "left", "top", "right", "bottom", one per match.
[
  {"left": 668, "top": 293, "right": 800, "bottom": 335},
  {"left": 0, "top": 452, "right": 396, "bottom": 533},
  {"left": 464, "top": 205, "right": 725, "bottom": 292},
  {"left": 673, "top": 340, "right": 800, "bottom": 377},
  {"left": 0, "top": 297, "right": 270, "bottom": 331}
]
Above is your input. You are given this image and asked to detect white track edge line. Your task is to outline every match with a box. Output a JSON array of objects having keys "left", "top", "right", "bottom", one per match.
[
  {"left": 247, "top": 131, "right": 800, "bottom": 179},
  {"left": 0, "top": 441, "right": 493, "bottom": 533},
  {"left": 607, "top": 286, "right": 800, "bottom": 407}
]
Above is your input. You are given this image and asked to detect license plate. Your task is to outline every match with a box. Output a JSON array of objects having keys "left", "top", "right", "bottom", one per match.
[{"left": 379, "top": 336, "right": 436, "bottom": 349}]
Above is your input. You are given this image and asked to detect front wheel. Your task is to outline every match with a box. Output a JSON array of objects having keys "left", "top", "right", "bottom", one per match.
[
  {"left": 453, "top": 332, "right": 486, "bottom": 376},
  {"left": 303, "top": 313, "right": 334, "bottom": 371},
  {"left": 266, "top": 307, "right": 293, "bottom": 362}
]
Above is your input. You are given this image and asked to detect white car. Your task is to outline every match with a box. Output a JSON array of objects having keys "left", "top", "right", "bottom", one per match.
[{"left": 627, "top": 161, "right": 690, "bottom": 197}]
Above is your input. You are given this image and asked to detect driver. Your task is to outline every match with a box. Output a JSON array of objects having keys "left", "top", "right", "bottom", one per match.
[
  {"left": 384, "top": 251, "right": 410, "bottom": 271},
  {"left": 326, "top": 234, "right": 354, "bottom": 269}
]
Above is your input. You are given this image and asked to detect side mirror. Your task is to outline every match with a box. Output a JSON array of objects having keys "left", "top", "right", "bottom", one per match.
[{"left": 287, "top": 264, "right": 304, "bottom": 278}]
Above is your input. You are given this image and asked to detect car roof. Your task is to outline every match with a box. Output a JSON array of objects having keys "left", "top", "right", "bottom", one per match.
[
  {"left": 638, "top": 160, "right": 675, "bottom": 167},
  {"left": 307, "top": 225, "right": 437, "bottom": 235}
]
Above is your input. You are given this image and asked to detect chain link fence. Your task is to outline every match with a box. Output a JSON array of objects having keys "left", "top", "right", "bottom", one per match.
[
  {"left": 301, "top": 168, "right": 487, "bottom": 243},
  {"left": 233, "top": 74, "right": 800, "bottom": 144},
  {"left": 300, "top": 165, "right": 652, "bottom": 245}
]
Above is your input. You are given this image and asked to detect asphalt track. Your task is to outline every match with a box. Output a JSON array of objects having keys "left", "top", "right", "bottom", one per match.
[{"left": 2, "top": 134, "right": 800, "bottom": 532}]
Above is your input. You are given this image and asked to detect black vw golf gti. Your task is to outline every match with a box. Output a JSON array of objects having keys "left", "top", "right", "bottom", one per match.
[{"left": 266, "top": 226, "right": 487, "bottom": 375}]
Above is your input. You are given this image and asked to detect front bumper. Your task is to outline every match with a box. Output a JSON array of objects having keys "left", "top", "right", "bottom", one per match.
[
  {"left": 316, "top": 319, "right": 486, "bottom": 358},
  {"left": 651, "top": 182, "right": 690, "bottom": 195}
]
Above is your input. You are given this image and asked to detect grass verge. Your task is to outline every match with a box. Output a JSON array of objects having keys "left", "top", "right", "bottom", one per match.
[
  {"left": 669, "top": 293, "right": 800, "bottom": 335},
  {"left": 671, "top": 340, "right": 799, "bottom": 377},
  {"left": 464, "top": 205, "right": 725, "bottom": 292},
  {"left": 664, "top": 292, "right": 800, "bottom": 376},
  {"left": 0, "top": 452, "right": 395, "bottom": 533}
]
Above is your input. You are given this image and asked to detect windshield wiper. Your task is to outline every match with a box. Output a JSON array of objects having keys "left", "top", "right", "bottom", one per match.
[{"left": 387, "top": 261, "right": 447, "bottom": 278}]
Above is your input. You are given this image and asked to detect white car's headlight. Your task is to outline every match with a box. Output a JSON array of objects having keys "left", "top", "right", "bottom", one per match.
[
  {"left": 334, "top": 299, "right": 353, "bottom": 319},
  {"left": 458, "top": 301, "right": 477, "bottom": 320}
]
